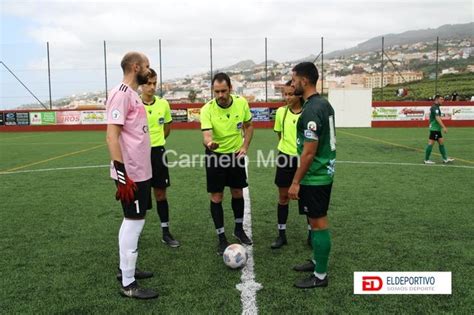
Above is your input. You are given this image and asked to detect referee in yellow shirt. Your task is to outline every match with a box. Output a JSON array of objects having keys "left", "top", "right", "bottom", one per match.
[
  {"left": 271, "top": 81, "right": 305, "bottom": 249},
  {"left": 200, "top": 73, "right": 254, "bottom": 255},
  {"left": 141, "top": 68, "right": 180, "bottom": 247}
]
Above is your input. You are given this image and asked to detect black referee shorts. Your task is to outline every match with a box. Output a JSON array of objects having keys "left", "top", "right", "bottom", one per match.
[
  {"left": 274, "top": 152, "right": 299, "bottom": 188},
  {"left": 151, "top": 146, "right": 171, "bottom": 188},
  {"left": 205, "top": 149, "right": 248, "bottom": 193}
]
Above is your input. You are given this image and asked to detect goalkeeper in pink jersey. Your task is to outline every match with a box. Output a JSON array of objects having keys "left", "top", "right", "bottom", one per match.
[{"left": 106, "top": 51, "right": 157, "bottom": 299}]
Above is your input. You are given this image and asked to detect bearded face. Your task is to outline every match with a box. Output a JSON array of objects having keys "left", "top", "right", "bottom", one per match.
[{"left": 291, "top": 73, "right": 305, "bottom": 97}]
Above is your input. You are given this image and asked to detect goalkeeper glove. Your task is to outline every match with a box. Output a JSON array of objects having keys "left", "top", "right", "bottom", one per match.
[{"left": 113, "top": 160, "right": 137, "bottom": 205}]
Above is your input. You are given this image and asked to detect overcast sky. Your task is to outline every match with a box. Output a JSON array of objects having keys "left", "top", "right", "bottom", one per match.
[{"left": 1, "top": 0, "right": 473, "bottom": 108}]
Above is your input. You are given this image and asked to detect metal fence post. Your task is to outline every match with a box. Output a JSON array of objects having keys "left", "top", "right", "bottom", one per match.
[
  {"left": 159, "top": 39, "right": 163, "bottom": 97},
  {"left": 381, "top": 36, "right": 384, "bottom": 101},
  {"left": 103, "top": 40, "right": 108, "bottom": 101},
  {"left": 210, "top": 38, "right": 213, "bottom": 98},
  {"left": 321, "top": 36, "right": 324, "bottom": 95},
  {"left": 265, "top": 37, "right": 268, "bottom": 102},
  {"left": 435, "top": 36, "right": 439, "bottom": 96},
  {"left": 47, "top": 42, "right": 52, "bottom": 109}
]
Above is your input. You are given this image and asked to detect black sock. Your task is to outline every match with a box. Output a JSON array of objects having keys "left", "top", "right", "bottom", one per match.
[
  {"left": 232, "top": 197, "right": 244, "bottom": 231},
  {"left": 157, "top": 200, "right": 170, "bottom": 234},
  {"left": 277, "top": 203, "right": 288, "bottom": 237},
  {"left": 277, "top": 203, "right": 289, "bottom": 225},
  {"left": 210, "top": 201, "right": 225, "bottom": 239}
]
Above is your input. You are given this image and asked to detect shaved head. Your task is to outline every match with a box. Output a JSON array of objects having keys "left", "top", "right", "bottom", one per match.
[{"left": 121, "top": 52, "right": 146, "bottom": 74}]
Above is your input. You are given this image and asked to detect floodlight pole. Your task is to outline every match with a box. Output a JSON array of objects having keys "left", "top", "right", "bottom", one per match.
[{"left": 47, "top": 42, "right": 52, "bottom": 109}]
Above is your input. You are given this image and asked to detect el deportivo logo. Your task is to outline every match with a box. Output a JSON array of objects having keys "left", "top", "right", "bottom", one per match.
[
  {"left": 362, "top": 276, "right": 383, "bottom": 291},
  {"left": 361, "top": 276, "right": 436, "bottom": 291},
  {"left": 354, "top": 272, "right": 451, "bottom": 295}
]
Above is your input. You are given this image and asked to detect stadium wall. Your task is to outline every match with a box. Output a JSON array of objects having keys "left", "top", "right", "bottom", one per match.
[{"left": 1, "top": 101, "right": 473, "bottom": 132}]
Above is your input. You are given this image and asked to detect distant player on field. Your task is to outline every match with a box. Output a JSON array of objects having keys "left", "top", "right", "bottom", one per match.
[
  {"left": 289, "top": 62, "right": 336, "bottom": 289},
  {"left": 201, "top": 72, "right": 254, "bottom": 255},
  {"left": 424, "top": 95, "right": 454, "bottom": 164},
  {"left": 270, "top": 80, "right": 307, "bottom": 249},
  {"left": 141, "top": 68, "right": 180, "bottom": 247},
  {"left": 106, "top": 52, "right": 158, "bottom": 299}
]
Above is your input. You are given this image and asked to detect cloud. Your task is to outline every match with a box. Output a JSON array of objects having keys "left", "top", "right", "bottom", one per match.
[
  {"left": 4, "top": 0, "right": 471, "bottom": 42},
  {"left": 1, "top": 0, "right": 472, "bottom": 107}
]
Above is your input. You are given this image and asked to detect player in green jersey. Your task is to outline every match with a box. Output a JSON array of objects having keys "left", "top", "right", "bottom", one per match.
[
  {"left": 424, "top": 95, "right": 454, "bottom": 164},
  {"left": 141, "top": 68, "right": 180, "bottom": 247},
  {"left": 288, "top": 62, "right": 336, "bottom": 289},
  {"left": 200, "top": 73, "right": 254, "bottom": 255},
  {"left": 271, "top": 80, "right": 306, "bottom": 249}
]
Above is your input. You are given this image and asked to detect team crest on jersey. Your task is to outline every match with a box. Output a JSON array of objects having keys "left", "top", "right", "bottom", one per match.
[
  {"left": 307, "top": 121, "right": 317, "bottom": 131},
  {"left": 112, "top": 109, "right": 121, "bottom": 120},
  {"left": 237, "top": 122, "right": 243, "bottom": 129},
  {"left": 158, "top": 117, "right": 165, "bottom": 125}
]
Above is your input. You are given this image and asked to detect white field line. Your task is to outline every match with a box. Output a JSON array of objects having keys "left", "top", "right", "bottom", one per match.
[
  {"left": 236, "top": 157, "right": 262, "bottom": 315},
  {"left": 335, "top": 160, "right": 474, "bottom": 169},
  {"left": 0, "top": 164, "right": 109, "bottom": 175},
  {"left": 1, "top": 159, "right": 473, "bottom": 176}
]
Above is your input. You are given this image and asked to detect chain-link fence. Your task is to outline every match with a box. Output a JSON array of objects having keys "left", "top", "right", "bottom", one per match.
[{"left": 1, "top": 36, "right": 472, "bottom": 110}]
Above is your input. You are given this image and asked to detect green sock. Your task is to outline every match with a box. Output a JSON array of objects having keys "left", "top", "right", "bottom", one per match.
[
  {"left": 425, "top": 144, "right": 433, "bottom": 160},
  {"left": 439, "top": 145, "right": 447, "bottom": 160},
  {"left": 312, "top": 229, "right": 331, "bottom": 274}
]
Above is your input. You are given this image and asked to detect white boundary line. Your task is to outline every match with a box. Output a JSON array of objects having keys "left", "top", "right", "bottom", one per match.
[
  {"left": 236, "top": 157, "right": 262, "bottom": 315},
  {"left": 1, "top": 160, "right": 473, "bottom": 175}
]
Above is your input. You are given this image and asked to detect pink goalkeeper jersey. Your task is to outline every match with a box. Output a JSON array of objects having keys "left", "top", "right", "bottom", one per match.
[{"left": 107, "top": 83, "right": 152, "bottom": 182}]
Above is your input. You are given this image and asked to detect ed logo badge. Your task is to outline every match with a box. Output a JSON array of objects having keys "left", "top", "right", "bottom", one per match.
[{"left": 362, "top": 276, "right": 383, "bottom": 291}]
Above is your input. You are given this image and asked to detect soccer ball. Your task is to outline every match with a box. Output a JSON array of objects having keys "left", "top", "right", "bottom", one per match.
[{"left": 223, "top": 244, "right": 248, "bottom": 269}]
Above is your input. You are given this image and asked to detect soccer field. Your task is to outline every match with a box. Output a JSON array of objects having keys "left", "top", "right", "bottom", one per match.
[{"left": 1, "top": 128, "right": 473, "bottom": 313}]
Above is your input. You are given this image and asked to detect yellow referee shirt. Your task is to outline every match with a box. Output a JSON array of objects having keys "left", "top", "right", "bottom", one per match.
[
  {"left": 200, "top": 95, "right": 252, "bottom": 153},
  {"left": 274, "top": 106, "right": 301, "bottom": 156},
  {"left": 144, "top": 95, "right": 172, "bottom": 147}
]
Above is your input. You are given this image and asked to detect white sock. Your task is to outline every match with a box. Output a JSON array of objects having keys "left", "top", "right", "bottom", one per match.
[
  {"left": 314, "top": 272, "right": 327, "bottom": 280},
  {"left": 118, "top": 218, "right": 145, "bottom": 287}
]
